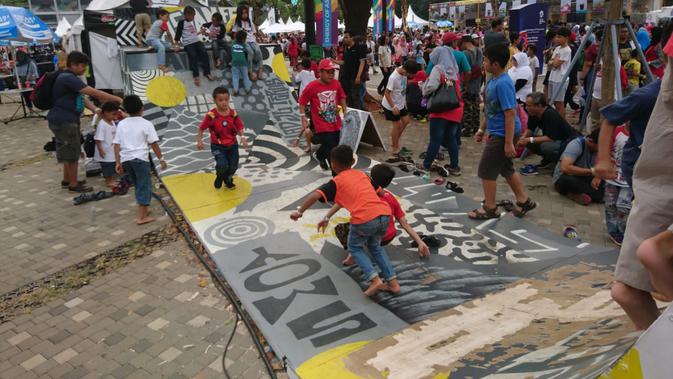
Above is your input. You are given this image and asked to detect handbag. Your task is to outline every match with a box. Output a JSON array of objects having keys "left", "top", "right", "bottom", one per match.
[{"left": 427, "top": 74, "right": 460, "bottom": 113}]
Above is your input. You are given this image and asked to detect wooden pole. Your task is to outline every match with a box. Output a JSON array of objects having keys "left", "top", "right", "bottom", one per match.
[{"left": 600, "top": 0, "right": 624, "bottom": 107}]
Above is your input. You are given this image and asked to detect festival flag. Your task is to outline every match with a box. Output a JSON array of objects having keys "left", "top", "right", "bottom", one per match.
[
  {"left": 576, "top": 0, "right": 588, "bottom": 13},
  {"left": 449, "top": 6, "right": 456, "bottom": 19},
  {"left": 372, "top": 0, "right": 383, "bottom": 37},
  {"left": 485, "top": 3, "right": 493, "bottom": 18},
  {"left": 458, "top": 5, "right": 465, "bottom": 19},
  {"left": 386, "top": 0, "right": 395, "bottom": 32},
  {"left": 267, "top": 7, "right": 276, "bottom": 24},
  {"left": 315, "top": 0, "right": 338, "bottom": 47},
  {"left": 560, "top": 0, "right": 571, "bottom": 14}
]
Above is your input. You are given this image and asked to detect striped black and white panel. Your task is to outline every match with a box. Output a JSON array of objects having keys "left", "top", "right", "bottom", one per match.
[
  {"left": 128, "top": 70, "right": 169, "bottom": 100},
  {"left": 143, "top": 102, "right": 170, "bottom": 135},
  {"left": 115, "top": 19, "right": 138, "bottom": 47}
]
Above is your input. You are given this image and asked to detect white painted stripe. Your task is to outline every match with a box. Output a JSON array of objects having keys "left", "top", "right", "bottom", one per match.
[
  {"left": 426, "top": 196, "right": 456, "bottom": 205},
  {"left": 576, "top": 242, "right": 589, "bottom": 249},
  {"left": 510, "top": 229, "right": 558, "bottom": 253},
  {"left": 489, "top": 229, "right": 518, "bottom": 244}
]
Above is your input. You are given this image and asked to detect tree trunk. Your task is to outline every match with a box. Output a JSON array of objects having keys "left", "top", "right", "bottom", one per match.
[
  {"left": 340, "top": 0, "right": 374, "bottom": 36},
  {"left": 401, "top": 0, "right": 408, "bottom": 32}
]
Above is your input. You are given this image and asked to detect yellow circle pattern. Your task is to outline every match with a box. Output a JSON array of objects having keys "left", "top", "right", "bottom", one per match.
[{"left": 146, "top": 76, "right": 187, "bottom": 108}]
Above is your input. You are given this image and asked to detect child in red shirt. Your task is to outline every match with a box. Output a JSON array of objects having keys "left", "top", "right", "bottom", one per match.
[
  {"left": 197, "top": 87, "right": 248, "bottom": 189},
  {"left": 298, "top": 59, "right": 348, "bottom": 170},
  {"left": 335, "top": 164, "right": 430, "bottom": 266},
  {"left": 291, "top": 146, "right": 398, "bottom": 297}
]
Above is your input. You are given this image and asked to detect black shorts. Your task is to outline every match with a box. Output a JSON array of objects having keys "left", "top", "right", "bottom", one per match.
[
  {"left": 383, "top": 107, "right": 409, "bottom": 122},
  {"left": 99, "top": 161, "right": 116, "bottom": 178},
  {"left": 478, "top": 135, "right": 519, "bottom": 181}
]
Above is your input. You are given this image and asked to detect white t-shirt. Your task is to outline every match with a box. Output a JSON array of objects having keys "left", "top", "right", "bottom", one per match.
[
  {"left": 549, "top": 45, "right": 571, "bottom": 83},
  {"left": 94, "top": 119, "right": 116, "bottom": 163},
  {"left": 295, "top": 69, "right": 316, "bottom": 96},
  {"left": 382, "top": 69, "right": 407, "bottom": 111},
  {"left": 231, "top": 20, "right": 256, "bottom": 43},
  {"left": 378, "top": 45, "right": 392, "bottom": 68},
  {"left": 528, "top": 55, "right": 540, "bottom": 74},
  {"left": 112, "top": 116, "right": 159, "bottom": 163}
]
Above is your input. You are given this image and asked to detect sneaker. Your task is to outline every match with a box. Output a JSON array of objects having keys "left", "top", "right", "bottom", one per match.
[
  {"left": 563, "top": 225, "right": 582, "bottom": 241},
  {"left": 312, "top": 152, "right": 329, "bottom": 170},
  {"left": 608, "top": 233, "right": 623, "bottom": 246},
  {"left": 568, "top": 193, "right": 592, "bottom": 206},
  {"left": 448, "top": 167, "right": 462, "bottom": 177},
  {"left": 519, "top": 165, "right": 539, "bottom": 176},
  {"left": 214, "top": 174, "right": 223, "bottom": 189},
  {"left": 399, "top": 147, "right": 413, "bottom": 157}
]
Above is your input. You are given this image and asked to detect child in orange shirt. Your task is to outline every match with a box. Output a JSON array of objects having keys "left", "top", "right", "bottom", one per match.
[{"left": 290, "top": 145, "right": 399, "bottom": 297}]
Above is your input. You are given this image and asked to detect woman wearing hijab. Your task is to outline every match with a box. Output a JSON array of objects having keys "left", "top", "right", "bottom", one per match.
[
  {"left": 508, "top": 52, "right": 534, "bottom": 152},
  {"left": 646, "top": 26, "right": 666, "bottom": 79},
  {"left": 231, "top": 5, "right": 264, "bottom": 80},
  {"left": 636, "top": 27, "right": 651, "bottom": 51},
  {"left": 419, "top": 46, "right": 464, "bottom": 175}
]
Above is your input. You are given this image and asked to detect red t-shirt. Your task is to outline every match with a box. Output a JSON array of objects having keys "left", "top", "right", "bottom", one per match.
[
  {"left": 381, "top": 190, "right": 405, "bottom": 242},
  {"left": 298, "top": 79, "right": 346, "bottom": 134},
  {"left": 410, "top": 70, "right": 428, "bottom": 85},
  {"left": 198, "top": 108, "right": 244, "bottom": 146}
]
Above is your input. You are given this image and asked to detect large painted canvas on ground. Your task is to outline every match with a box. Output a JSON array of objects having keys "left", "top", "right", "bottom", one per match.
[{"left": 120, "top": 31, "right": 668, "bottom": 378}]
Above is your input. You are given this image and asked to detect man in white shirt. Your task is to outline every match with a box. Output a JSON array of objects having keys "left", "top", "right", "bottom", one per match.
[
  {"left": 382, "top": 60, "right": 420, "bottom": 158},
  {"left": 548, "top": 27, "right": 572, "bottom": 120}
]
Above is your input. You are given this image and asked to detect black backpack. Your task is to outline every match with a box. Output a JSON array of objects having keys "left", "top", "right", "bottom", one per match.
[{"left": 31, "top": 71, "right": 62, "bottom": 110}]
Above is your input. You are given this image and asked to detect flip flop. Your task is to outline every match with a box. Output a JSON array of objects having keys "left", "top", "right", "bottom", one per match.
[{"left": 433, "top": 177, "right": 445, "bottom": 185}]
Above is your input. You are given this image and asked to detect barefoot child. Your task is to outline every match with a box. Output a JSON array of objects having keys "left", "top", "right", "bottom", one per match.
[
  {"left": 469, "top": 43, "right": 536, "bottom": 219},
  {"left": 113, "top": 95, "right": 167, "bottom": 225},
  {"left": 94, "top": 102, "right": 121, "bottom": 189},
  {"left": 290, "top": 145, "right": 399, "bottom": 297},
  {"left": 197, "top": 87, "right": 248, "bottom": 189},
  {"left": 328, "top": 164, "right": 430, "bottom": 266},
  {"left": 145, "top": 9, "right": 179, "bottom": 73}
]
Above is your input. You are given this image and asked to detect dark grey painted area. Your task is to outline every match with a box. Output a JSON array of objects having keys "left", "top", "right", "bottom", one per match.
[{"left": 209, "top": 232, "right": 407, "bottom": 368}]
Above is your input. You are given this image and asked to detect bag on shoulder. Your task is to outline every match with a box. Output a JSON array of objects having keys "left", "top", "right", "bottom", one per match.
[
  {"left": 31, "top": 71, "right": 62, "bottom": 110},
  {"left": 427, "top": 74, "right": 460, "bottom": 113}
]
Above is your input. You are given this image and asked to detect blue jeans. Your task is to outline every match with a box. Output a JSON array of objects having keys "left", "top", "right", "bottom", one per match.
[
  {"left": 184, "top": 42, "right": 211, "bottom": 78},
  {"left": 604, "top": 183, "right": 633, "bottom": 239},
  {"left": 122, "top": 159, "right": 151, "bottom": 206},
  {"left": 147, "top": 38, "right": 169, "bottom": 66},
  {"left": 424, "top": 118, "right": 460, "bottom": 170},
  {"left": 347, "top": 215, "right": 395, "bottom": 282},
  {"left": 211, "top": 143, "right": 239, "bottom": 183},
  {"left": 245, "top": 42, "right": 263, "bottom": 72},
  {"left": 231, "top": 65, "right": 252, "bottom": 93}
]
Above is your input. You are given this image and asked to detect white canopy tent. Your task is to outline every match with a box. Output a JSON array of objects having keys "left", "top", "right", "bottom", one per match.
[
  {"left": 406, "top": 7, "right": 429, "bottom": 25},
  {"left": 367, "top": 13, "right": 404, "bottom": 29},
  {"left": 62, "top": 15, "right": 83, "bottom": 52},
  {"left": 54, "top": 17, "right": 71, "bottom": 38}
]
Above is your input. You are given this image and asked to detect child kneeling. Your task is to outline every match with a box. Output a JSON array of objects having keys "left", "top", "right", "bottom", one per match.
[
  {"left": 197, "top": 87, "right": 248, "bottom": 189},
  {"left": 113, "top": 95, "right": 167, "bottom": 225},
  {"left": 290, "top": 145, "right": 399, "bottom": 297}
]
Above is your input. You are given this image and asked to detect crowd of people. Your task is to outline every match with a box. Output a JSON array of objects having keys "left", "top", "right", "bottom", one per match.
[{"left": 42, "top": 7, "right": 673, "bottom": 324}]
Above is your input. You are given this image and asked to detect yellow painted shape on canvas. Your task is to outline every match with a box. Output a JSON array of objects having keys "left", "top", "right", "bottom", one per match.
[
  {"left": 598, "top": 347, "right": 643, "bottom": 379},
  {"left": 296, "top": 341, "right": 370, "bottom": 378},
  {"left": 146, "top": 76, "right": 187, "bottom": 108},
  {"left": 272, "top": 52, "right": 291, "bottom": 83},
  {"left": 162, "top": 172, "right": 252, "bottom": 223}
]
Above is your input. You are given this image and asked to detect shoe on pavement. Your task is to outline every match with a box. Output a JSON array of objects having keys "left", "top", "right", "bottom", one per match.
[{"left": 519, "top": 165, "right": 539, "bottom": 176}]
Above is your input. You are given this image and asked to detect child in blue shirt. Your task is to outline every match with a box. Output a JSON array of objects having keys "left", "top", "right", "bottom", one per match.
[{"left": 469, "top": 43, "right": 536, "bottom": 220}]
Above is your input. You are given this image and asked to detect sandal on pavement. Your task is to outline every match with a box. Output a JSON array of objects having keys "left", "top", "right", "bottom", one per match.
[
  {"left": 512, "top": 198, "right": 537, "bottom": 218},
  {"left": 445, "top": 181, "right": 464, "bottom": 193},
  {"left": 468, "top": 206, "right": 500, "bottom": 220},
  {"left": 62, "top": 180, "right": 86, "bottom": 188}
]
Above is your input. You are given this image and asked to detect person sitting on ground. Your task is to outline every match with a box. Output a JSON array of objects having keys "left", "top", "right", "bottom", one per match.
[
  {"left": 231, "top": 5, "right": 264, "bottom": 81},
  {"left": 197, "top": 87, "right": 248, "bottom": 189},
  {"left": 94, "top": 102, "right": 122, "bottom": 189},
  {"left": 145, "top": 9, "right": 179, "bottom": 73},
  {"left": 383, "top": 59, "right": 420, "bottom": 160},
  {"left": 298, "top": 59, "right": 347, "bottom": 171},
  {"left": 175, "top": 6, "right": 214, "bottom": 86},
  {"left": 201, "top": 12, "right": 228, "bottom": 69},
  {"left": 469, "top": 43, "right": 536, "bottom": 220},
  {"left": 552, "top": 128, "right": 603, "bottom": 206},
  {"left": 329, "top": 164, "right": 431, "bottom": 266},
  {"left": 230, "top": 30, "right": 253, "bottom": 96},
  {"left": 518, "top": 92, "right": 578, "bottom": 173},
  {"left": 290, "top": 145, "right": 400, "bottom": 297},
  {"left": 48, "top": 51, "right": 123, "bottom": 193},
  {"left": 113, "top": 95, "right": 167, "bottom": 225}
]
